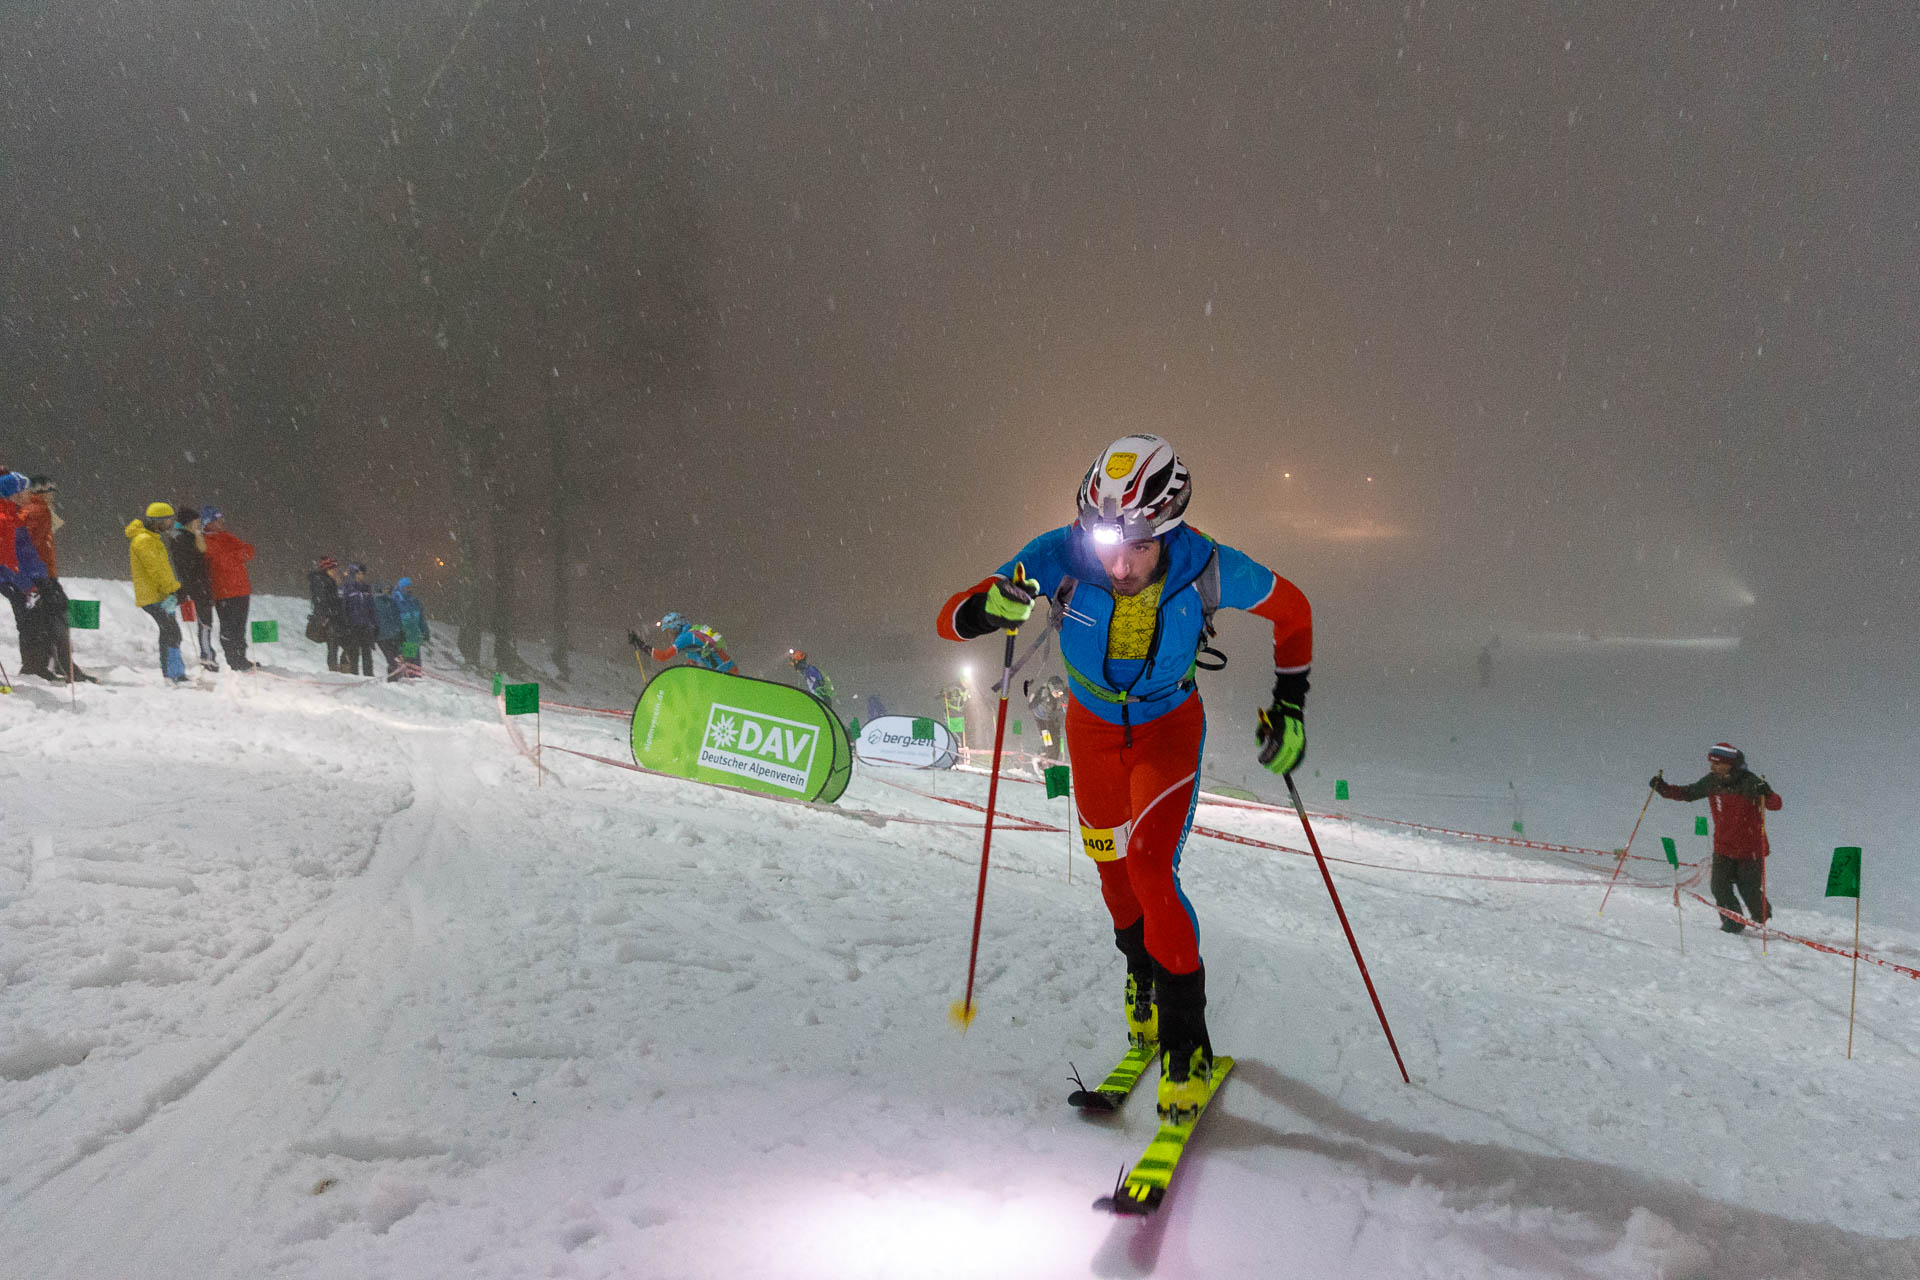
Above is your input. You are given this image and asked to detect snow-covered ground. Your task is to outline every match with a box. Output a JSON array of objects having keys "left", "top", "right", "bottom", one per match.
[{"left": 3, "top": 580, "right": 1916, "bottom": 1278}]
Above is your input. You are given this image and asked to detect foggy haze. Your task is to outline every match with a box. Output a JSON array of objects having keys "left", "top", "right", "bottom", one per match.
[{"left": 5, "top": 5, "right": 1917, "bottom": 832}]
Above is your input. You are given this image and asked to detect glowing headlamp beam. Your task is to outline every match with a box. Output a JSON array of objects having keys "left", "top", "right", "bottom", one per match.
[{"left": 1090, "top": 525, "right": 1122, "bottom": 545}]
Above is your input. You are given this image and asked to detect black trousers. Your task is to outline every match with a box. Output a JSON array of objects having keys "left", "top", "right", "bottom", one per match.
[
  {"left": 1710, "top": 854, "right": 1770, "bottom": 931},
  {"left": 9, "top": 587, "right": 48, "bottom": 673},
  {"left": 142, "top": 602, "right": 183, "bottom": 674},
  {"left": 341, "top": 625, "right": 376, "bottom": 676},
  {"left": 215, "top": 595, "right": 251, "bottom": 668},
  {"left": 377, "top": 637, "right": 402, "bottom": 680}
]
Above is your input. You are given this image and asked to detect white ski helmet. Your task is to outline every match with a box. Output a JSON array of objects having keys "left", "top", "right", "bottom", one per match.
[{"left": 1077, "top": 435, "right": 1191, "bottom": 543}]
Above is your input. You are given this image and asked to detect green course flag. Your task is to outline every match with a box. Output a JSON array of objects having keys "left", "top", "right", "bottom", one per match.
[
  {"left": 503, "top": 682, "right": 539, "bottom": 716},
  {"left": 1825, "top": 847, "right": 1862, "bottom": 898},
  {"left": 1011, "top": 719, "right": 1022, "bottom": 736},
  {"left": 251, "top": 619, "right": 279, "bottom": 643},
  {"left": 946, "top": 715, "right": 966, "bottom": 736},
  {"left": 847, "top": 717, "right": 861, "bottom": 739},
  {"left": 1695, "top": 815, "right": 1708, "bottom": 836},
  {"left": 400, "top": 640, "right": 419, "bottom": 659},
  {"left": 1513, "top": 821, "right": 1525, "bottom": 834},
  {"left": 1334, "top": 779, "right": 1349, "bottom": 801},
  {"left": 911, "top": 717, "right": 936, "bottom": 742},
  {"left": 1044, "top": 764, "right": 1071, "bottom": 799},
  {"left": 1661, "top": 836, "right": 1679, "bottom": 867},
  {"left": 67, "top": 599, "right": 100, "bottom": 629},
  {"left": 491, "top": 673, "right": 504, "bottom": 696}
]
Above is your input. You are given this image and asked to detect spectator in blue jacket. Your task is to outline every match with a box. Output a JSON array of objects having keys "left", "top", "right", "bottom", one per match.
[
  {"left": 372, "top": 585, "right": 404, "bottom": 681},
  {"left": 338, "top": 563, "right": 378, "bottom": 676},
  {"left": 393, "top": 578, "right": 430, "bottom": 677}
]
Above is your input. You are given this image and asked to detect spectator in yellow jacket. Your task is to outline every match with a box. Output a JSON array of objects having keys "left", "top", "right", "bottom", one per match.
[{"left": 126, "top": 502, "right": 188, "bottom": 682}]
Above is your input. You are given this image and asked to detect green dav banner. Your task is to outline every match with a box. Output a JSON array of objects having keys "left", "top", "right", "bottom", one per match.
[
  {"left": 251, "top": 619, "right": 279, "bottom": 643},
  {"left": 503, "top": 682, "right": 539, "bottom": 715},
  {"left": 632, "top": 666, "right": 852, "bottom": 804},
  {"left": 1695, "top": 815, "right": 1708, "bottom": 836}
]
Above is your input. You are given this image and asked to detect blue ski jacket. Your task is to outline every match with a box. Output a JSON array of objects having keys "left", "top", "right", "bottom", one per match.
[{"left": 939, "top": 523, "right": 1311, "bottom": 727}]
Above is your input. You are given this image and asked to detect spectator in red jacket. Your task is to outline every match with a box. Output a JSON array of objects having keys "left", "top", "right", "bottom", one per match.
[
  {"left": 0, "top": 471, "right": 53, "bottom": 680},
  {"left": 12, "top": 475, "right": 93, "bottom": 682},
  {"left": 202, "top": 507, "right": 258, "bottom": 672},
  {"left": 1651, "top": 742, "right": 1783, "bottom": 933}
]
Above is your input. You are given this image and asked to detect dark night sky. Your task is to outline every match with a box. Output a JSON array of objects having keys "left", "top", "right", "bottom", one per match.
[{"left": 5, "top": 0, "right": 1918, "bottom": 692}]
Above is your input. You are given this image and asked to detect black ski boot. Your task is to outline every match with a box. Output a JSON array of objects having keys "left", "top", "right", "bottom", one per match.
[
  {"left": 1114, "top": 919, "right": 1158, "bottom": 1048},
  {"left": 1155, "top": 964, "right": 1215, "bottom": 1122}
]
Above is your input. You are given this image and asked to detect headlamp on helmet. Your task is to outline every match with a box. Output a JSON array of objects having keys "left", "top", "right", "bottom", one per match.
[{"left": 1077, "top": 435, "right": 1190, "bottom": 543}]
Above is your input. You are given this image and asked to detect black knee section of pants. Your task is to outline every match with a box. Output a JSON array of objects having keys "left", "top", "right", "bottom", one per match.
[{"left": 1113, "top": 918, "right": 1154, "bottom": 979}]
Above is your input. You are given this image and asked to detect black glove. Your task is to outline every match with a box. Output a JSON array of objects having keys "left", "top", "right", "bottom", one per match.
[
  {"left": 1648, "top": 773, "right": 1664, "bottom": 791},
  {"left": 627, "top": 630, "right": 645, "bottom": 651}
]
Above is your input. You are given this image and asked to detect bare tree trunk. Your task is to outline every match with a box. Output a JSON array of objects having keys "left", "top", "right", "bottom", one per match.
[
  {"left": 488, "top": 481, "right": 523, "bottom": 674},
  {"left": 547, "top": 393, "right": 574, "bottom": 683},
  {"left": 449, "top": 414, "right": 488, "bottom": 667}
]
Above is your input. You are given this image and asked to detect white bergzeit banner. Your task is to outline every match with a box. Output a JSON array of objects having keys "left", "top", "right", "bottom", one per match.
[{"left": 855, "top": 715, "right": 959, "bottom": 770}]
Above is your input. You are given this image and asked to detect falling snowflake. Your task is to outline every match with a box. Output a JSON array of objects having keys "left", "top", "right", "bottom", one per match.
[{"left": 707, "top": 715, "right": 738, "bottom": 749}]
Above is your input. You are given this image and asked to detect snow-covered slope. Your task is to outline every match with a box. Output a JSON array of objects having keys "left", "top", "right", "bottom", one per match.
[{"left": 3, "top": 581, "right": 1916, "bottom": 1278}]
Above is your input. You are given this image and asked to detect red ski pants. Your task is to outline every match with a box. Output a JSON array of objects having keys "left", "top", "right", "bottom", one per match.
[{"left": 1067, "top": 692, "right": 1206, "bottom": 975}]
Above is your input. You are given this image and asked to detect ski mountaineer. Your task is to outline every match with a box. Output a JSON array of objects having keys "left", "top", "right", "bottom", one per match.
[
  {"left": 1026, "top": 674, "right": 1070, "bottom": 763},
  {"left": 643, "top": 612, "right": 738, "bottom": 674},
  {"left": 1651, "top": 742, "right": 1783, "bottom": 933},
  {"left": 936, "top": 435, "right": 1311, "bottom": 1122},
  {"left": 787, "top": 649, "right": 836, "bottom": 707}
]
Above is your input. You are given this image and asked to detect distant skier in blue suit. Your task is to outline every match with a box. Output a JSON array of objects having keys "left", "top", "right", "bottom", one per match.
[{"left": 634, "top": 611, "right": 737, "bottom": 674}]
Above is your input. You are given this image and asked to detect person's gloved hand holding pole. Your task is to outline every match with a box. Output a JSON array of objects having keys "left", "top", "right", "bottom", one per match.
[
  {"left": 983, "top": 566, "right": 1040, "bottom": 630},
  {"left": 1256, "top": 670, "right": 1309, "bottom": 775}
]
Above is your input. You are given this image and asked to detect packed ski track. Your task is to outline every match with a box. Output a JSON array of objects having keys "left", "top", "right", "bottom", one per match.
[{"left": 3, "top": 583, "right": 1916, "bottom": 1279}]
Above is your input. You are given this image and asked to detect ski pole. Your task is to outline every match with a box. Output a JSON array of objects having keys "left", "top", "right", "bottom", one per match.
[
  {"left": 952, "top": 621, "right": 1019, "bottom": 1030},
  {"left": 1599, "top": 783, "right": 1657, "bottom": 916},
  {"left": 1284, "top": 773, "right": 1411, "bottom": 1084},
  {"left": 1757, "top": 780, "right": 1771, "bottom": 956},
  {"left": 0, "top": 652, "right": 12, "bottom": 694}
]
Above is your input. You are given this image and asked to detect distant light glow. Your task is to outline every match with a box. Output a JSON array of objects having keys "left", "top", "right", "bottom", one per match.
[{"left": 1516, "top": 631, "right": 1742, "bottom": 652}]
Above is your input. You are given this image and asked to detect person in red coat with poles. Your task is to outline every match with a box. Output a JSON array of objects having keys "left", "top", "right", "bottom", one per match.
[{"left": 1651, "top": 742, "right": 1782, "bottom": 933}]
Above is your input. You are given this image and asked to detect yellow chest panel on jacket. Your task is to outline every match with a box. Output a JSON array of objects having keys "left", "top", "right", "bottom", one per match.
[{"left": 1106, "top": 581, "right": 1164, "bottom": 660}]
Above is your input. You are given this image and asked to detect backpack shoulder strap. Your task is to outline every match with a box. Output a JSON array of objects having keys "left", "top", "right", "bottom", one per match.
[
  {"left": 1194, "top": 547, "right": 1221, "bottom": 627},
  {"left": 1191, "top": 544, "right": 1227, "bottom": 672}
]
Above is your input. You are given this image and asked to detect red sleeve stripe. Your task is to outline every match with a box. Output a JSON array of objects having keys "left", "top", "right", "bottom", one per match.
[{"left": 936, "top": 575, "right": 1004, "bottom": 642}]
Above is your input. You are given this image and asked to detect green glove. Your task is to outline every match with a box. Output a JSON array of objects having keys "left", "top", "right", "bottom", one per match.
[
  {"left": 1256, "top": 702, "right": 1306, "bottom": 775},
  {"left": 983, "top": 565, "right": 1040, "bottom": 629}
]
